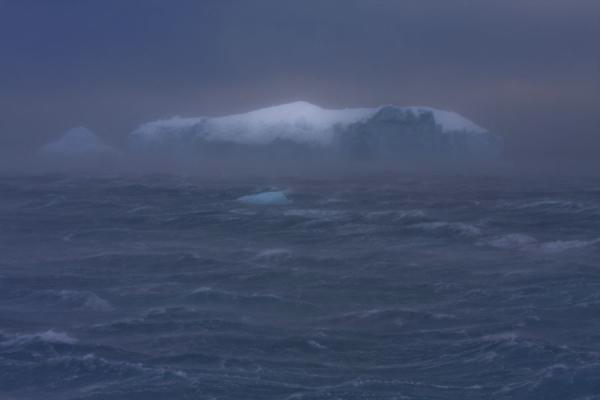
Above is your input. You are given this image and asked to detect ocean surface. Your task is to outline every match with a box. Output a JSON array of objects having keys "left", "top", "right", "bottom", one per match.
[{"left": 1, "top": 175, "right": 600, "bottom": 400}]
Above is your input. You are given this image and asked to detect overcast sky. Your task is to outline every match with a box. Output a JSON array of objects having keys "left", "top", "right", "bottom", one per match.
[{"left": 1, "top": 0, "right": 599, "bottom": 167}]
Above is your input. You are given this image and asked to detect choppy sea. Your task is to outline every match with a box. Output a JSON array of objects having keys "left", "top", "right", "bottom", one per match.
[{"left": 1, "top": 175, "right": 600, "bottom": 400}]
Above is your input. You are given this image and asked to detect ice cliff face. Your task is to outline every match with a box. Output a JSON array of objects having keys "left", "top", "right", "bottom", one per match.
[{"left": 130, "top": 101, "right": 502, "bottom": 164}]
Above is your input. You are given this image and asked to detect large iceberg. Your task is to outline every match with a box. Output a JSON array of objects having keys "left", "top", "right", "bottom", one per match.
[{"left": 130, "top": 101, "right": 503, "bottom": 172}]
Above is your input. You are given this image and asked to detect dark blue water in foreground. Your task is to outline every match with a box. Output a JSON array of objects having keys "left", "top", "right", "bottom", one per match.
[{"left": 1, "top": 175, "right": 600, "bottom": 400}]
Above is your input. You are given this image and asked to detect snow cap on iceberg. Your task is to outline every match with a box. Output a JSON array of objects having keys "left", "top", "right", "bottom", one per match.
[{"left": 132, "top": 101, "right": 489, "bottom": 148}]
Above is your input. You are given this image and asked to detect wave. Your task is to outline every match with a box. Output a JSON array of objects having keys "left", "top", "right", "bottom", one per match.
[
  {"left": 0, "top": 330, "right": 77, "bottom": 347},
  {"left": 409, "top": 221, "right": 482, "bottom": 237},
  {"left": 485, "top": 233, "right": 538, "bottom": 250},
  {"left": 284, "top": 208, "right": 349, "bottom": 220},
  {"left": 37, "top": 290, "right": 113, "bottom": 311},
  {"left": 186, "top": 286, "right": 292, "bottom": 306},
  {"left": 538, "top": 238, "right": 600, "bottom": 254},
  {"left": 183, "top": 287, "right": 319, "bottom": 312},
  {"left": 482, "top": 234, "right": 599, "bottom": 253},
  {"left": 496, "top": 199, "right": 599, "bottom": 215},
  {"left": 325, "top": 307, "right": 458, "bottom": 328},
  {"left": 364, "top": 209, "right": 427, "bottom": 223},
  {"left": 0, "top": 351, "right": 192, "bottom": 397},
  {"left": 254, "top": 248, "right": 293, "bottom": 260}
]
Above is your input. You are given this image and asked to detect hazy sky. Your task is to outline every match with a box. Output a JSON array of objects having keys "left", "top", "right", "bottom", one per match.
[{"left": 1, "top": 0, "right": 599, "bottom": 167}]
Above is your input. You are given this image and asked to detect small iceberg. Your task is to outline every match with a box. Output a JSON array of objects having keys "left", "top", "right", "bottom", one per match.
[
  {"left": 238, "top": 191, "right": 290, "bottom": 205},
  {"left": 40, "top": 127, "right": 116, "bottom": 157}
]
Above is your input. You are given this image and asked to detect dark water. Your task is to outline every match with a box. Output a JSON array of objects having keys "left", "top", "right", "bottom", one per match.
[{"left": 1, "top": 175, "right": 600, "bottom": 400}]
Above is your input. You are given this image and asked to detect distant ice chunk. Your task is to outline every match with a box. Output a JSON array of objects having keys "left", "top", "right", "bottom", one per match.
[
  {"left": 238, "top": 191, "right": 290, "bottom": 205},
  {"left": 41, "top": 127, "right": 116, "bottom": 157}
]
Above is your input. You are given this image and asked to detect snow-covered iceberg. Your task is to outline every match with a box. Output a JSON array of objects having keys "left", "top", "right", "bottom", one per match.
[{"left": 130, "top": 101, "right": 503, "bottom": 172}]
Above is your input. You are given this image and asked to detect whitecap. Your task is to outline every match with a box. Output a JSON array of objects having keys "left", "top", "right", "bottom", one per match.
[
  {"left": 35, "top": 289, "right": 113, "bottom": 311},
  {"left": 497, "top": 199, "right": 598, "bottom": 215},
  {"left": 486, "top": 233, "right": 538, "bottom": 250},
  {"left": 237, "top": 191, "right": 290, "bottom": 205},
  {"left": 187, "top": 286, "right": 287, "bottom": 304},
  {"left": 58, "top": 290, "right": 113, "bottom": 311},
  {"left": 284, "top": 209, "right": 346, "bottom": 219},
  {"left": 480, "top": 332, "right": 520, "bottom": 343},
  {"left": 410, "top": 221, "right": 482, "bottom": 237},
  {"left": 480, "top": 233, "right": 599, "bottom": 254},
  {"left": 538, "top": 238, "right": 600, "bottom": 254},
  {"left": 255, "top": 248, "right": 293, "bottom": 259},
  {"left": 1, "top": 330, "right": 77, "bottom": 347},
  {"left": 365, "top": 209, "right": 426, "bottom": 222},
  {"left": 307, "top": 340, "right": 327, "bottom": 350}
]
